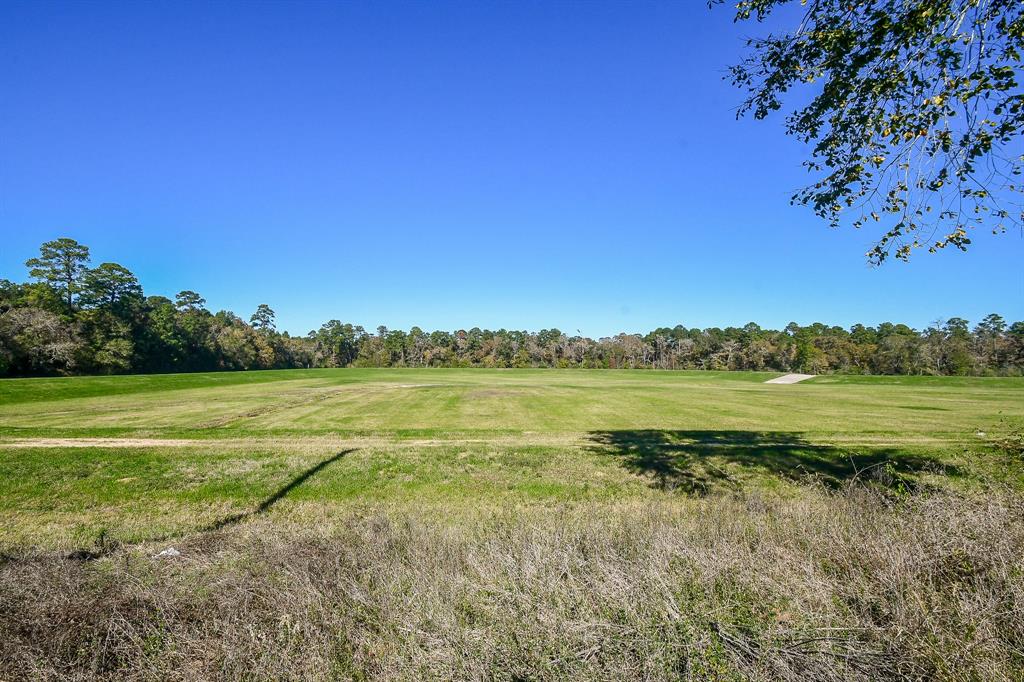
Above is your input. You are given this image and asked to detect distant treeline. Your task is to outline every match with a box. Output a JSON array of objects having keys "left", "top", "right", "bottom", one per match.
[{"left": 2, "top": 238, "right": 1022, "bottom": 377}]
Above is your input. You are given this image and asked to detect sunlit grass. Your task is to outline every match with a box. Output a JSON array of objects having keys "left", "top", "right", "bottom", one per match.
[{"left": 1, "top": 368, "right": 1021, "bottom": 548}]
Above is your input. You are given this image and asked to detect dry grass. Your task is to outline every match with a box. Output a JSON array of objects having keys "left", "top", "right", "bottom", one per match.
[{"left": 2, "top": 483, "right": 1023, "bottom": 681}]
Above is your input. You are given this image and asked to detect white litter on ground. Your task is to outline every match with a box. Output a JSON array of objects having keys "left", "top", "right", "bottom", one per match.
[
  {"left": 153, "top": 548, "right": 181, "bottom": 559},
  {"left": 764, "top": 373, "right": 816, "bottom": 384}
]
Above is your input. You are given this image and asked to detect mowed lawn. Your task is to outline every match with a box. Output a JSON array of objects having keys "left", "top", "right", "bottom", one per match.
[{"left": 1, "top": 368, "right": 1022, "bottom": 548}]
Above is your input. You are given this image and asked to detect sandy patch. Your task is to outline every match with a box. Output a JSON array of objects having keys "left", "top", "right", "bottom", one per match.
[{"left": 764, "top": 373, "right": 816, "bottom": 384}]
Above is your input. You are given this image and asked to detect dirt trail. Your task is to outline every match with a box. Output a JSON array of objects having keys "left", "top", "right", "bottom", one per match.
[
  {"left": 0, "top": 433, "right": 970, "bottom": 449},
  {"left": 1, "top": 438, "right": 200, "bottom": 448}
]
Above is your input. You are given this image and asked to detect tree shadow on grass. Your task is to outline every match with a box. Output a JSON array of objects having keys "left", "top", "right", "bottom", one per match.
[
  {"left": 204, "top": 449, "right": 355, "bottom": 532},
  {"left": 57, "top": 449, "right": 357, "bottom": 562},
  {"left": 586, "top": 431, "right": 958, "bottom": 496}
]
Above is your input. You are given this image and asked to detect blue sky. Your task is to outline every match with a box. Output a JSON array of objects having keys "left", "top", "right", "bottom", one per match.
[{"left": 1, "top": 1, "right": 1021, "bottom": 337}]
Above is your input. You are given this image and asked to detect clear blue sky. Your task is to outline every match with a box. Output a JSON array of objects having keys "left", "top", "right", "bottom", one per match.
[{"left": 2, "top": 1, "right": 1021, "bottom": 337}]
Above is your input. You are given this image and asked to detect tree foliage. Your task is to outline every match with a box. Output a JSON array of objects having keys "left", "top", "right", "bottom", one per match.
[
  {"left": 250, "top": 304, "right": 276, "bottom": 332},
  {"left": 24, "top": 237, "right": 91, "bottom": 309},
  {"left": 1, "top": 239, "right": 1022, "bottom": 377},
  {"left": 80, "top": 263, "right": 143, "bottom": 311},
  {"left": 718, "top": 0, "right": 1024, "bottom": 262}
]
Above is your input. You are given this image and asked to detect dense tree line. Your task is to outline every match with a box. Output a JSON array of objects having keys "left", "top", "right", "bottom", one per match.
[{"left": 2, "top": 239, "right": 1022, "bottom": 377}]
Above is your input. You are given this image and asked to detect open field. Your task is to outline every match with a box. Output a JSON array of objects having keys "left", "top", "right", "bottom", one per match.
[
  {"left": 2, "top": 368, "right": 1022, "bottom": 547},
  {"left": 2, "top": 368, "right": 1024, "bottom": 680}
]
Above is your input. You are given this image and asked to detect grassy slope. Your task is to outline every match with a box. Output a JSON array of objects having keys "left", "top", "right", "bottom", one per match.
[{"left": 1, "top": 368, "right": 1022, "bottom": 547}]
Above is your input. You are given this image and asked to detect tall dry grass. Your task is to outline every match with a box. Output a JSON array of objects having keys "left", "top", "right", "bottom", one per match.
[{"left": 2, "top": 484, "right": 1023, "bottom": 680}]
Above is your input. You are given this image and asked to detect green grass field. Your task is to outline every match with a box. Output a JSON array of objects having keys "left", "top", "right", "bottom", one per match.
[
  {"left": 2, "top": 368, "right": 1022, "bottom": 548},
  {"left": 3, "top": 369, "right": 1024, "bottom": 680}
]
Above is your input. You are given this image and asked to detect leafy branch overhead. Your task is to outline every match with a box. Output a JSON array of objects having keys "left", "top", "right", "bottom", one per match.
[{"left": 717, "top": 0, "right": 1024, "bottom": 262}]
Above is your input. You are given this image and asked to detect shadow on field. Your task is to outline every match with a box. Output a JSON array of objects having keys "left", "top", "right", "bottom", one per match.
[
  {"left": 56, "top": 449, "right": 357, "bottom": 563},
  {"left": 205, "top": 449, "right": 355, "bottom": 532},
  {"left": 587, "top": 431, "right": 956, "bottom": 495}
]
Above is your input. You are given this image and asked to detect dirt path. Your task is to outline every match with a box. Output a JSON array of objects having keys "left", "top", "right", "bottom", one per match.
[
  {"left": 0, "top": 438, "right": 201, "bottom": 448},
  {"left": 0, "top": 433, "right": 972, "bottom": 449}
]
